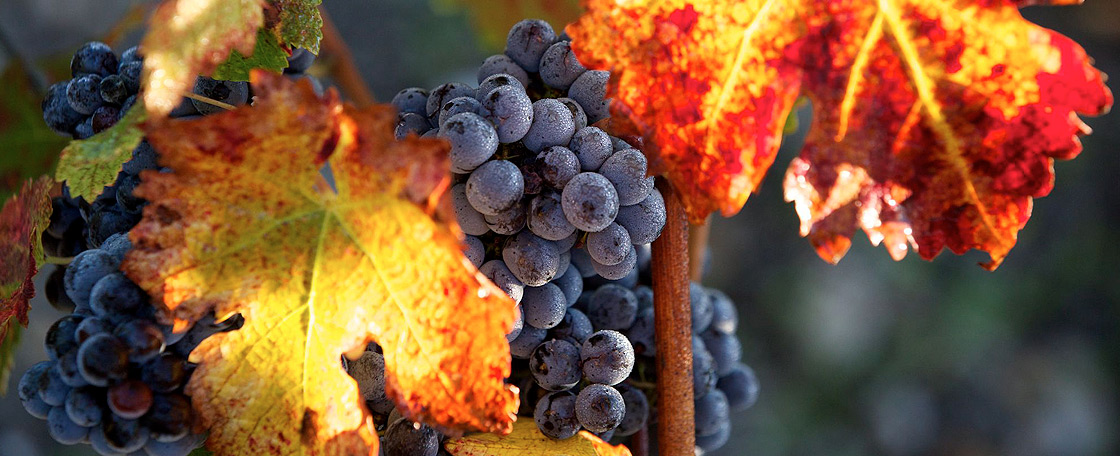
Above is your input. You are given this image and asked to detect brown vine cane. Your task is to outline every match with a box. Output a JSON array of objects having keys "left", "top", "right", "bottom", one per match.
[{"left": 651, "top": 178, "right": 695, "bottom": 456}]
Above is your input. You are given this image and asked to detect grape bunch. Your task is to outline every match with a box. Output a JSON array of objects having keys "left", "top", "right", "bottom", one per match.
[{"left": 42, "top": 42, "right": 143, "bottom": 140}]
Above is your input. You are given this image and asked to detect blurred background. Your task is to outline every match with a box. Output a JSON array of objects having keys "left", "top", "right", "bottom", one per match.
[{"left": 0, "top": 1, "right": 1116, "bottom": 455}]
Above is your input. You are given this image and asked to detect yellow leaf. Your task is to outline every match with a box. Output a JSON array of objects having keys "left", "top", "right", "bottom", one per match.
[
  {"left": 124, "top": 72, "right": 519, "bottom": 455},
  {"left": 445, "top": 420, "right": 632, "bottom": 456}
]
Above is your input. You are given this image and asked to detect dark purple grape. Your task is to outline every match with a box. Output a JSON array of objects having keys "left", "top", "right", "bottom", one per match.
[
  {"left": 614, "top": 383, "right": 649, "bottom": 437},
  {"left": 77, "top": 333, "right": 130, "bottom": 386},
  {"left": 45, "top": 314, "right": 85, "bottom": 360},
  {"left": 42, "top": 82, "right": 86, "bottom": 135},
  {"left": 534, "top": 391, "right": 580, "bottom": 440},
  {"left": 114, "top": 319, "right": 166, "bottom": 363},
  {"left": 66, "top": 74, "right": 104, "bottom": 115},
  {"left": 141, "top": 353, "right": 189, "bottom": 393},
  {"left": 530, "top": 339, "right": 582, "bottom": 391},
  {"left": 91, "top": 105, "right": 120, "bottom": 133},
  {"left": 65, "top": 386, "right": 103, "bottom": 426},
  {"left": 102, "top": 412, "right": 150, "bottom": 453},
  {"left": 108, "top": 379, "right": 154, "bottom": 419},
  {"left": 71, "top": 42, "right": 119, "bottom": 77},
  {"left": 575, "top": 384, "right": 624, "bottom": 433},
  {"left": 144, "top": 394, "right": 192, "bottom": 442}
]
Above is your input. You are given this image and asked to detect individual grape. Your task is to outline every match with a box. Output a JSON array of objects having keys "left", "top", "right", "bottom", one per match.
[
  {"left": 75, "top": 316, "right": 111, "bottom": 344},
  {"left": 701, "top": 331, "right": 742, "bottom": 377},
  {"left": 550, "top": 308, "right": 593, "bottom": 344},
  {"left": 438, "top": 96, "right": 485, "bottom": 128},
  {"left": 707, "top": 288, "right": 739, "bottom": 335},
  {"left": 694, "top": 389, "right": 730, "bottom": 437},
  {"left": 570, "top": 248, "right": 598, "bottom": 279},
  {"left": 534, "top": 391, "right": 580, "bottom": 440},
  {"left": 580, "top": 330, "right": 634, "bottom": 385},
  {"left": 99, "top": 74, "right": 129, "bottom": 105},
  {"left": 391, "top": 87, "right": 428, "bottom": 115},
  {"left": 561, "top": 172, "right": 619, "bottom": 233},
  {"left": 72, "top": 117, "right": 95, "bottom": 139},
  {"left": 123, "top": 141, "right": 160, "bottom": 174},
  {"left": 441, "top": 112, "right": 498, "bottom": 173},
  {"left": 114, "top": 319, "right": 166, "bottom": 363},
  {"left": 552, "top": 264, "right": 583, "bottom": 307},
  {"left": 86, "top": 206, "right": 140, "bottom": 247},
  {"left": 168, "top": 97, "right": 200, "bottom": 118},
  {"left": 144, "top": 394, "right": 192, "bottom": 442},
  {"left": 568, "top": 127, "right": 612, "bottom": 171},
  {"left": 382, "top": 418, "right": 439, "bottom": 456},
  {"left": 113, "top": 173, "right": 144, "bottom": 213},
  {"left": 693, "top": 336, "right": 718, "bottom": 396},
  {"left": 65, "top": 386, "right": 103, "bottom": 426},
  {"left": 599, "top": 149, "right": 654, "bottom": 206},
  {"left": 77, "top": 333, "right": 130, "bottom": 387},
  {"left": 89, "top": 273, "right": 145, "bottom": 317},
  {"left": 575, "top": 384, "right": 625, "bottom": 433},
  {"left": 718, "top": 362, "right": 760, "bottom": 411},
  {"left": 695, "top": 421, "right": 732, "bottom": 452},
  {"left": 586, "top": 285, "right": 638, "bottom": 331},
  {"left": 633, "top": 285, "right": 654, "bottom": 309},
  {"left": 554, "top": 251, "right": 571, "bottom": 281},
  {"left": 395, "top": 112, "right": 431, "bottom": 139},
  {"left": 425, "top": 82, "right": 474, "bottom": 122},
  {"left": 689, "top": 282, "right": 714, "bottom": 333},
  {"left": 569, "top": 70, "right": 610, "bottom": 123},
  {"left": 42, "top": 82, "right": 86, "bottom": 135},
  {"left": 90, "top": 105, "right": 120, "bottom": 132},
  {"left": 117, "top": 45, "right": 140, "bottom": 68},
  {"left": 614, "top": 383, "right": 649, "bottom": 437},
  {"left": 466, "top": 160, "right": 524, "bottom": 215},
  {"left": 502, "top": 231, "right": 561, "bottom": 287},
  {"left": 522, "top": 283, "right": 567, "bottom": 329},
  {"left": 481, "top": 85, "right": 533, "bottom": 143},
  {"left": 530, "top": 339, "right": 582, "bottom": 391},
  {"left": 475, "top": 72, "right": 525, "bottom": 102},
  {"left": 20, "top": 362, "right": 53, "bottom": 402},
  {"left": 101, "top": 412, "right": 149, "bottom": 453},
  {"left": 108, "top": 379, "right": 154, "bottom": 419},
  {"left": 140, "top": 353, "right": 189, "bottom": 393},
  {"left": 611, "top": 136, "right": 635, "bottom": 151},
  {"left": 464, "top": 235, "right": 485, "bottom": 268},
  {"left": 46, "top": 314, "right": 85, "bottom": 360},
  {"left": 528, "top": 192, "right": 576, "bottom": 241},
  {"left": 625, "top": 306, "right": 656, "bottom": 357},
  {"left": 523, "top": 99, "right": 576, "bottom": 153},
  {"left": 479, "top": 260, "right": 524, "bottom": 304},
  {"left": 118, "top": 62, "right": 142, "bottom": 93},
  {"left": 143, "top": 434, "right": 204, "bottom": 456},
  {"left": 67, "top": 74, "right": 104, "bottom": 115},
  {"left": 484, "top": 199, "right": 527, "bottom": 235},
  {"left": 22, "top": 393, "right": 52, "bottom": 419},
  {"left": 453, "top": 184, "right": 490, "bottom": 237},
  {"left": 509, "top": 326, "right": 548, "bottom": 359},
  {"left": 100, "top": 232, "right": 133, "bottom": 263},
  {"left": 55, "top": 351, "right": 88, "bottom": 387},
  {"left": 504, "top": 19, "right": 557, "bottom": 73},
  {"left": 555, "top": 98, "right": 589, "bottom": 131},
  {"left": 38, "top": 363, "right": 71, "bottom": 406},
  {"left": 586, "top": 222, "right": 632, "bottom": 266},
  {"left": 591, "top": 244, "right": 637, "bottom": 280},
  {"left": 71, "top": 41, "right": 118, "bottom": 77},
  {"left": 508, "top": 305, "right": 524, "bottom": 342},
  {"left": 347, "top": 350, "right": 394, "bottom": 415},
  {"left": 286, "top": 48, "right": 315, "bottom": 73},
  {"left": 539, "top": 41, "right": 588, "bottom": 91},
  {"left": 615, "top": 188, "right": 666, "bottom": 245},
  {"left": 48, "top": 406, "right": 89, "bottom": 445},
  {"left": 191, "top": 77, "right": 250, "bottom": 115},
  {"left": 477, "top": 54, "right": 531, "bottom": 88},
  {"left": 536, "top": 146, "right": 580, "bottom": 189}
]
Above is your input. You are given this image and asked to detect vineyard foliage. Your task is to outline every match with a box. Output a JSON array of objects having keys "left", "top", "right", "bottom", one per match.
[
  {"left": 569, "top": 0, "right": 1112, "bottom": 268},
  {"left": 0, "top": 0, "right": 1112, "bottom": 455}
]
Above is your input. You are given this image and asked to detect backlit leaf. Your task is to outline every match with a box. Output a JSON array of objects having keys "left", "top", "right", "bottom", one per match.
[
  {"left": 269, "top": 0, "right": 324, "bottom": 54},
  {"left": 445, "top": 420, "right": 632, "bottom": 456},
  {"left": 141, "top": 0, "right": 265, "bottom": 115},
  {"left": 55, "top": 104, "right": 146, "bottom": 201},
  {"left": 123, "top": 72, "right": 519, "bottom": 455},
  {"left": 0, "top": 177, "right": 52, "bottom": 390},
  {"left": 0, "top": 322, "right": 20, "bottom": 395},
  {"left": 569, "top": 0, "right": 1112, "bottom": 268},
  {"left": 213, "top": 28, "right": 290, "bottom": 81}
]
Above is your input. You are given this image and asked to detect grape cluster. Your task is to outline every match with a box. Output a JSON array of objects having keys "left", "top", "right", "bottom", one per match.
[{"left": 42, "top": 42, "right": 143, "bottom": 140}]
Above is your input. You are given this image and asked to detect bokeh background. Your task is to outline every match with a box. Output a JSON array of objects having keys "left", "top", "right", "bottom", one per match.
[{"left": 1, "top": 1, "right": 1117, "bottom": 455}]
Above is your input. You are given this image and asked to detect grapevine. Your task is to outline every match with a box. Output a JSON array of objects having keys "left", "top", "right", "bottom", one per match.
[{"left": 0, "top": 2, "right": 1112, "bottom": 456}]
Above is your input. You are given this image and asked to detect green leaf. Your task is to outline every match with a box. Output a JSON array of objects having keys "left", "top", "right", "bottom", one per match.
[
  {"left": 0, "top": 63, "right": 68, "bottom": 201},
  {"left": 213, "top": 29, "right": 290, "bottom": 81},
  {"left": 0, "top": 322, "right": 21, "bottom": 396},
  {"left": 55, "top": 103, "right": 147, "bottom": 201},
  {"left": 270, "top": 0, "right": 323, "bottom": 54},
  {"left": 187, "top": 446, "right": 214, "bottom": 456}
]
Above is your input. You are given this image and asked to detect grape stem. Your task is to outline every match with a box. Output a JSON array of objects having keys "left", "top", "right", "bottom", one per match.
[
  {"left": 650, "top": 178, "right": 695, "bottom": 456},
  {"left": 320, "top": 8, "right": 375, "bottom": 107},
  {"left": 44, "top": 255, "right": 74, "bottom": 266},
  {"left": 183, "top": 92, "right": 236, "bottom": 111},
  {"left": 688, "top": 219, "right": 710, "bottom": 281}
]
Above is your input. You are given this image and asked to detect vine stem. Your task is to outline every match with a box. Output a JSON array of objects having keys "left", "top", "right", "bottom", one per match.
[
  {"left": 183, "top": 92, "right": 236, "bottom": 111},
  {"left": 319, "top": 8, "right": 375, "bottom": 107},
  {"left": 651, "top": 178, "right": 695, "bottom": 456},
  {"left": 688, "top": 219, "right": 710, "bottom": 281}
]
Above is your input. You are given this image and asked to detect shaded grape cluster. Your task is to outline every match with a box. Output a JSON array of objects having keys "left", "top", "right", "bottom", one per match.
[{"left": 42, "top": 42, "right": 143, "bottom": 140}]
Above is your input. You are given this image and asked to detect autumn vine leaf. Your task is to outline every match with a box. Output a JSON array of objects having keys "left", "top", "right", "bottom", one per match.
[
  {"left": 54, "top": 104, "right": 147, "bottom": 201},
  {"left": 569, "top": 0, "right": 1112, "bottom": 269},
  {"left": 123, "top": 72, "right": 519, "bottom": 455},
  {"left": 445, "top": 420, "right": 632, "bottom": 456},
  {"left": 0, "top": 177, "right": 52, "bottom": 393}
]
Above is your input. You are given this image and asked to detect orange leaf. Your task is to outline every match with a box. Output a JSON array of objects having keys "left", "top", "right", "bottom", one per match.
[
  {"left": 569, "top": 0, "right": 1111, "bottom": 268},
  {"left": 123, "top": 72, "right": 519, "bottom": 455},
  {"left": 445, "top": 420, "right": 632, "bottom": 456},
  {"left": 0, "top": 176, "right": 52, "bottom": 333}
]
